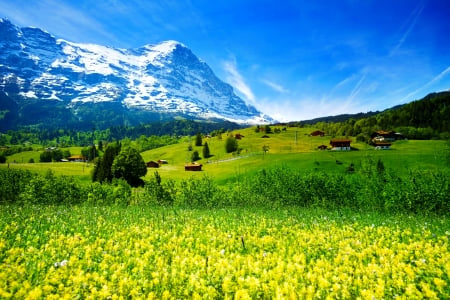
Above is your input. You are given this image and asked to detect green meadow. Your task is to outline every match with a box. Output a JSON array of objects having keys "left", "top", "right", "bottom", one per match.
[
  {"left": 2, "top": 126, "right": 447, "bottom": 185},
  {"left": 1, "top": 126, "right": 449, "bottom": 298}
]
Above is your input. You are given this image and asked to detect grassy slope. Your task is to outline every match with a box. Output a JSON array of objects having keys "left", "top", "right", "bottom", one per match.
[{"left": 1, "top": 126, "right": 448, "bottom": 185}]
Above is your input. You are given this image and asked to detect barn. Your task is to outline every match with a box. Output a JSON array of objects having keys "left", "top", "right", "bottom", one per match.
[
  {"left": 185, "top": 163, "right": 202, "bottom": 171},
  {"left": 146, "top": 161, "right": 160, "bottom": 168},
  {"left": 310, "top": 130, "right": 325, "bottom": 137}
]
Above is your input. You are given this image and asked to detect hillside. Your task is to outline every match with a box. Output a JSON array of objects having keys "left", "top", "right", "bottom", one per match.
[
  {"left": 5, "top": 124, "right": 447, "bottom": 186},
  {"left": 296, "top": 91, "right": 449, "bottom": 135},
  {"left": 298, "top": 91, "right": 450, "bottom": 140}
]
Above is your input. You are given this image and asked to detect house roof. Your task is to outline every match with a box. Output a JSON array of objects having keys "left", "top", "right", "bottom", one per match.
[
  {"left": 68, "top": 155, "right": 85, "bottom": 159},
  {"left": 373, "top": 142, "right": 391, "bottom": 146}
]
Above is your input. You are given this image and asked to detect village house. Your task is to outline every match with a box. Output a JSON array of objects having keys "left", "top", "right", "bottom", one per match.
[
  {"left": 310, "top": 130, "right": 325, "bottom": 137},
  {"left": 185, "top": 163, "right": 202, "bottom": 171},
  {"left": 330, "top": 138, "right": 352, "bottom": 151},
  {"left": 67, "top": 155, "right": 86, "bottom": 162},
  {"left": 371, "top": 130, "right": 404, "bottom": 142},
  {"left": 373, "top": 141, "right": 392, "bottom": 150},
  {"left": 146, "top": 161, "right": 160, "bottom": 168}
]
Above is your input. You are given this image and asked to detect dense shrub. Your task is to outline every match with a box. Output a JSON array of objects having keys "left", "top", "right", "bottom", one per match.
[
  {"left": 0, "top": 168, "right": 34, "bottom": 203},
  {"left": 0, "top": 167, "right": 448, "bottom": 215},
  {"left": 141, "top": 171, "right": 175, "bottom": 206},
  {"left": 19, "top": 170, "right": 83, "bottom": 205}
]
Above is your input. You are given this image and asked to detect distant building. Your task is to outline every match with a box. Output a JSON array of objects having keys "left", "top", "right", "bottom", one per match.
[
  {"left": 185, "top": 163, "right": 202, "bottom": 171},
  {"left": 317, "top": 144, "right": 328, "bottom": 150},
  {"left": 373, "top": 142, "right": 391, "bottom": 150},
  {"left": 235, "top": 133, "right": 245, "bottom": 139},
  {"left": 330, "top": 138, "right": 351, "bottom": 151},
  {"left": 146, "top": 161, "right": 160, "bottom": 168},
  {"left": 310, "top": 130, "right": 325, "bottom": 137},
  {"left": 67, "top": 155, "right": 86, "bottom": 162},
  {"left": 371, "top": 130, "right": 404, "bottom": 142}
]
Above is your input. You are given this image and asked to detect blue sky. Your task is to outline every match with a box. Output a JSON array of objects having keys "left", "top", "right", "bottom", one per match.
[{"left": 1, "top": 0, "right": 450, "bottom": 121}]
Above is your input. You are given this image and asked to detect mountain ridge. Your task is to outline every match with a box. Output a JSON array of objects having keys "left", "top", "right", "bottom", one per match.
[{"left": 0, "top": 18, "right": 273, "bottom": 130}]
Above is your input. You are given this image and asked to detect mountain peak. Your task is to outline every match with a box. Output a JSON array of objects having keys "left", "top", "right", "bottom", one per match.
[{"left": 0, "top": 20, "right": 274, "bottom": 130}]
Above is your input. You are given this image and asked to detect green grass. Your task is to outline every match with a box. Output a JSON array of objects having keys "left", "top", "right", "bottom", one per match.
[{"left": 2, "top": 127, "right": 448, "bottom": 184}]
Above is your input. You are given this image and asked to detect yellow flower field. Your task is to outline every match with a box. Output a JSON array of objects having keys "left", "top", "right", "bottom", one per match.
[{"left": 0, "top": 205, "right": 449, "bottom": 299}]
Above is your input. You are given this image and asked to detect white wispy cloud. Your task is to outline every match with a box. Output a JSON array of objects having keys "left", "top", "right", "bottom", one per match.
[
  {"left": 390, "top": 2, "right": 425, "bottom": 55},
  {"left": 349, "top": 73, "right": 367, "bottom": 101},
  {"left": 261, "top": 79, "right": 289, "bottom": 93},
  {"left": 401, "top": 65, "right": 450, "bottom": 102},
  {"left": 0, "top": 0, "right": 122, "bottom": 46},
  {"left": 223, "top": 58, "right": 256, "bottom": 104}
]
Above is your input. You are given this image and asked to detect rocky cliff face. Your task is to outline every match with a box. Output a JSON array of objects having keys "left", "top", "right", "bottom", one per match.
[{"left": 0, "top": 18, "right": 273, "bottom": 130}]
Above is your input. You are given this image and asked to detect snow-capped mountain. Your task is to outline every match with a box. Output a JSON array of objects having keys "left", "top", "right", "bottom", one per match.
[{"left": 0, "top": 18, "right": 273, "bottom": 130}]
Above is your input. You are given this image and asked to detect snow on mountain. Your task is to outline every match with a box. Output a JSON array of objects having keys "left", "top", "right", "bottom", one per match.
[{"left": 0, "top": 18, "right": 274, "bottom": 127}]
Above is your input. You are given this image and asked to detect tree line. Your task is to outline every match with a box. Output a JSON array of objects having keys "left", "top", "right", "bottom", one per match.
[{"left": 296, "top": 91, "right": 450, "bottom": 141}]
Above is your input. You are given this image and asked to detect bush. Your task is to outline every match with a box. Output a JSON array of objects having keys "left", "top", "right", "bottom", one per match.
[
  {"left": 19, "top": 170, "right": 83, "bottom": 205},
  {"left": 39, "top": 151, "right": 52, "bottom": 162},
  {"left": 142, "top": 171, "right": 174, "bottom": 206},
  {"left": 176, "top": 175, "right": 220, "bottom": 207},
  {"left": 191, "top": 150, "right": 201, "bottom": 162},
  {"left": 0, "top": 152, "right": 6, "bottom": 163},
  {"left": 225, "top": 136, "right": 238, "bottom": 153},
  {"left": 0, "top": 169, "right": 34, "bottom": 203}
]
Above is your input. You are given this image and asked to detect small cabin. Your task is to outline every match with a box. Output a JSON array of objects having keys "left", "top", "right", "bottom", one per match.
[
  {"left": 146, "top": 161, "right": 160, "bottom": 168},
  {"left": 158, "top": 159, "right": 168, "bottom": 164},
  {"left": 310, "top": 130, "right": 325, "bottom": 137},
  {"left": 317, "top": 144, "right": 328, "bottom": 150},
  {"left": 330, "top": 138, "right": 351, "bottom": 151},
  {"left": 185, "top": 163, "right": 202, "bottom": 171},
  {"left": 235, "top": 133, "right": 245, "bottom": 139}
]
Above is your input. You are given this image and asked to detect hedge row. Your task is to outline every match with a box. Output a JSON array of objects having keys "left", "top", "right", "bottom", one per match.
[{"left": 0, "top": 167, "right": 448, "bottom": 214}]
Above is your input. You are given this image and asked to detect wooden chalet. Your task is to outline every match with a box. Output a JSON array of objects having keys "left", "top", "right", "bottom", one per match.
[
  {"left": 310, "top": 130, "right": 325, "bottom": 137},
  {"left": 330, "top": 138, "right": 351, "bottom": 151},
  {"left": 371, "top": 130, "right": 404, "bottom": 142},
  {"left": 146, "top": 161, "right": 160, "bottom": 168},
  {"left": 185, "top": 163, "right": 202, "bottom": 171},
  {"left": 317, "top": 144, "right": 328, "bottom": 150},
  {"left": 373, "top": 142, "right": 391, "bottom": 150}
]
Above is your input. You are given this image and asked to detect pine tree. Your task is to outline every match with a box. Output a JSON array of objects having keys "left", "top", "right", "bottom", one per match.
[
  {"left": 203, "top": 142, "right": 211, "bottom": 158},
  {"left": 195, "top": 133, "right": 202, "bottom": 146},
  {"left": 92, "top": 141, "right": 121, "bottom": 183}
]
